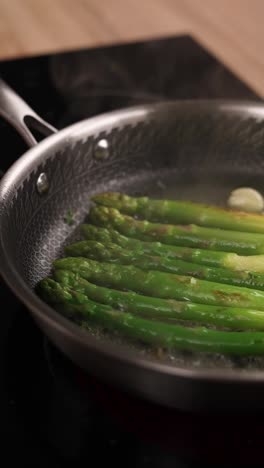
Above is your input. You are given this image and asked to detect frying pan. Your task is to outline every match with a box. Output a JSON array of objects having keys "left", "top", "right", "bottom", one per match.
[{"left": 1, "top": 78, "right": 264, "bottom": 412}]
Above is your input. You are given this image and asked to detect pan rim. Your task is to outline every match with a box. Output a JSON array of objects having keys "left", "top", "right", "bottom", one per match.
[
  {"left": 1, "top": 97, "right": 264, "bottom": 198},
  {"left": 2, "top": 97, "right": 264, "bottom": 387}
]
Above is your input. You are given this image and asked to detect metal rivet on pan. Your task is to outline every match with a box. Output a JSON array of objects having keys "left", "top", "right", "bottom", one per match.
[
  {"left": 94, "top": 139, "right": 110, "bottom": 160},
  {"left": 36, "top": 172, "right": 49, "bottom": 194}
]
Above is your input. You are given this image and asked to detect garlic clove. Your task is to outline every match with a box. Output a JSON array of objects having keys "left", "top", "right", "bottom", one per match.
[{"left": 227, "top": 187, "right": 264, "bottom": 213}]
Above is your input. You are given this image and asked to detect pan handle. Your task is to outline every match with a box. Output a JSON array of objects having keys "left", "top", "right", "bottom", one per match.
[{"left": 0, "top": 78, "right": 57, "bottom": 147}]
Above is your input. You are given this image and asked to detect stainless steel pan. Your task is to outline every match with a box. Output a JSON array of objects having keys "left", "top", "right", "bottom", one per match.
[{"left": 1, "top": 78, "right": 264, "bottom": 411}]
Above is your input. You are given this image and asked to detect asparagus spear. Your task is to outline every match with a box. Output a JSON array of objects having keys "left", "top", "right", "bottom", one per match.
[
  {"left": 54, "top": 269, "right": 264, "bottom": 330},
  {"left": 53, "top": 257, "right": 264, "bottom": 310},
  {"left": 37, "top": 277, "right": 264, "bottom": 356},
  {"left": 80, "top": 224, "right": 264, "bottom": 273},
  {"left": 64, "top": 240, "right": 264, "bottom": 290},
  {"left": 92, "top": 192, "right": 264, "bottom": 234},
  {"left": 89, "top": 206, "right": 264, "bottom": 255}
]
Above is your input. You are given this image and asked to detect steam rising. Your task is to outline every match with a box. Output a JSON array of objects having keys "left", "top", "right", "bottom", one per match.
[{"left": 48, "top": 37, "right": 256, "bottom": 128}]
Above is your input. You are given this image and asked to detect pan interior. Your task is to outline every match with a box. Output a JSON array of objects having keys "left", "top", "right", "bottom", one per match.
[
  {"left": 73, "top": 168, "right": 264, "bottom": 373},
  {"left": 3, "top": 101, "right": 264, "bottom": 372}
]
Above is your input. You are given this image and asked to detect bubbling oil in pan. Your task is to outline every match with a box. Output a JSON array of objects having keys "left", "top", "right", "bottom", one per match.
[{"left": 59, "top": 167, "right": 264, "bottom": 372}]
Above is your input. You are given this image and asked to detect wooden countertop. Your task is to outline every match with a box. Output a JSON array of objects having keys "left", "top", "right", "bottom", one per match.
[{"left": 0, "top": 0, "right": 263, "bottom": 96}]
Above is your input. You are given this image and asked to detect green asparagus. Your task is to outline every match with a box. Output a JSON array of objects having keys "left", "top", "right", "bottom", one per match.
[
  {"left": 64, "top": 240, "right": 264, "bottom": 290},
  {"left": 54, "top": 269, "right": 264, "bottom": 330},
  {"left": 89, "top": 206, "right": 264, "bottom": 255},
  {"left": 36, "top": 277, "right": 264, "bottom": 355},
  {"left": 92, "top": 192, "right": 264, "bottom": 234},
  {"left": 80, "top": 224, "right": 264, "bottom": 273},
  {"left": 53, "top": 257, "right": 264, "bottom": 310}
]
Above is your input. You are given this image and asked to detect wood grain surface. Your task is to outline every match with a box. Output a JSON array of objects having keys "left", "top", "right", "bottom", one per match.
[{"left": 0, "top": 0, "right": 263, "bottom": 95}]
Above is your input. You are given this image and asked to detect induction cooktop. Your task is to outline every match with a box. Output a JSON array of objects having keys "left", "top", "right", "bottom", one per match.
[{"left": 0, "top": 35, "right": 259, "bottom": 467}]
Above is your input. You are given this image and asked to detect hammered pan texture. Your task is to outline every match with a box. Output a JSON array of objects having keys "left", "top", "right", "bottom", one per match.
[{"left": 2, "top": 103, "right": 264, "bottom": 289}]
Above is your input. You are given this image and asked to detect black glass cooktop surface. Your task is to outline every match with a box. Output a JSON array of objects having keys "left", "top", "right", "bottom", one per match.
[{"left": 0, "top": 35, "right": 259, "bottom": 467}]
